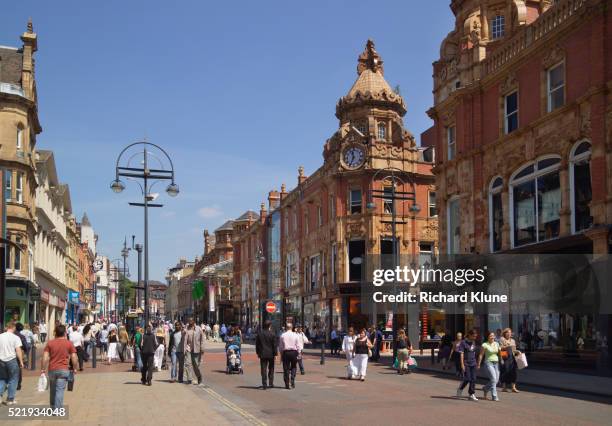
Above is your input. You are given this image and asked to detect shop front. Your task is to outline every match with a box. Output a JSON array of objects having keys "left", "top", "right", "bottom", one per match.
[
  {"left": 66, "top": 291, "right": 79, "bottom": 325},
  {"left": 4, "top": 279, "right": 32, "bottom": 324}
]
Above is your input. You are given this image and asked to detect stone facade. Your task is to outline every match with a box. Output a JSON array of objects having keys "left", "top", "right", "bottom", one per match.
[{"left": 0, "top": 21, "right": 41, "bottom": 325}]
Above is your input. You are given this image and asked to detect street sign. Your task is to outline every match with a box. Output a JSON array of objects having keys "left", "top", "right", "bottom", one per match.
[{"left": 265, "top": 301, "right": 276, "bottom": 314}]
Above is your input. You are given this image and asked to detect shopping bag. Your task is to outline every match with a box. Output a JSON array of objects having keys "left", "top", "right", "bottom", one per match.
[
  {"left": 127, "top": 346, "right": 134, "bottom": 360},
  {"left": 516, "top": 352, "right": 528, "bottom": 370},
  {"left": 67, "top": 371, "right": 75, "bottom": 392},
  {"left": 392, "top": 357, "right": 399, "bottom": 369},
  {"left": 408, "top": 356, "right": 418, "bottom": 369},
  {"left": 37, "top": 373, "right": 48, "bottom": 392}
]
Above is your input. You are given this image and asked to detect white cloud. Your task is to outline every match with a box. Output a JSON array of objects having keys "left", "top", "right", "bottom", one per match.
[{"left": 198, "top": 205, "right": 223, "bottom": 219}]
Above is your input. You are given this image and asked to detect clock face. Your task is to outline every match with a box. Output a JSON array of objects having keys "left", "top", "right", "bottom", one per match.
[{"left": 343, "top": 146, "right": 365, "bottom": 169}]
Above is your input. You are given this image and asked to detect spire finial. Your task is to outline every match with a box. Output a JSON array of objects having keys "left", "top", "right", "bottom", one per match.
[
  {"left": 357, "top": 39, "right": 384, "bottom": 76},
  {"left": 27, "top": 18, "right": 33, "bottom": 33}
]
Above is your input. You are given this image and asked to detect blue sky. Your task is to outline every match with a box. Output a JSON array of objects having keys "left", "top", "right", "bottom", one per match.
[{"left": 3, "top": 1, "right": 454, "bottom": 281}]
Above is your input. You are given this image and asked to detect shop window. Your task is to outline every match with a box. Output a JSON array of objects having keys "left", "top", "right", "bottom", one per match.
[
  {"left": 350, "top": 189, "right": 362, "bottom": 214},
  {"left": 447, "top": 126, "right": 456, "bottom": 160},
  {"left": 447, "top": 197, "right": 461, "bottom": 254},
  {"left": 547, "top": 62, "right": 565, "bottom": 112},
  {"left": 428, "top": 191, "right": 437, "bottom": 217},
  {"left": 511, "top": 157, "right": 561, "bottom": 247},
  {"left": 491, "top": 15, "right": 505, "bottom": 39},
  {"left": 504, "top": 91, "right": 519, "bottom": 134},
  {"left": 348, "top": 240, "right": 365, "bottom": 282},
  {"left": 489, "top": 177, "right": 504, "bottom": 252},
  {"left": 570, "top": 141, "right": 592, "bottom": 233}
]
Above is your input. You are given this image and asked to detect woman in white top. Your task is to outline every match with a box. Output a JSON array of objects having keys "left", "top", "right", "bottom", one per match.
[
  {"left": 295, "top": 326, "right": 310, "bottom": 375},
  {"left": 342, "top": 327, "right": 357, "bottom": 379}
]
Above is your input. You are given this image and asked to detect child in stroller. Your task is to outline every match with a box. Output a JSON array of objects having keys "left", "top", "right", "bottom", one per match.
[{"left": 225, "top": 329, "right": 243, "bottom": 374}]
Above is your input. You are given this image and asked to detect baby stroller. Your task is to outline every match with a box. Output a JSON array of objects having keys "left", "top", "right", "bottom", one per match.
[{"left": 225, "top": 343, "right": 243, "bottom": 374}]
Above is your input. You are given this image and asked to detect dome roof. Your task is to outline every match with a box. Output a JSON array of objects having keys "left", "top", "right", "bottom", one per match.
[{"left": 336, "top": 40, "right": 406, "bottom": 118}]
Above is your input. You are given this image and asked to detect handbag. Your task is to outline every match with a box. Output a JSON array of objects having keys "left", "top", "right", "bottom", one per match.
[
  {"left": 37, "top": 373, "right": 48, "bottom": 392},
  {"left": 500, "top": 348, "right": 510, "bottom": 360},
  {"left": 516, "top": 352, "right": 528, "bottom": 370},
  {"left": 407, "top": 356, "right": 418, "bottom": 369},
  {"left": 393, "top": 357, "right": 399, "bottom": 369},
  {"left": 67, "top": 371, "right": 75, "bottom": 392}
]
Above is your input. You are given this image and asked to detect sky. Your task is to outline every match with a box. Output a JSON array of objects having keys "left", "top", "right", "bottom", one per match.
[{"left": 3, "top": 1, "right": 454, "bottom": 282}]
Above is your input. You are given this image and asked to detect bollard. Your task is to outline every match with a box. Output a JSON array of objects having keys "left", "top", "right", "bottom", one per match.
[
  {"left": 30, "top": 345, "right": 36, "bottom": 371},
  {"left": 92, "top": 340, "right": 97, "bottom": 368}
]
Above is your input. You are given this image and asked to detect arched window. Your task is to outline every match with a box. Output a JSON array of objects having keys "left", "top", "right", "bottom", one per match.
[
  {"left": 377, "top": 122, "right": 386, "bottom": 140},
  {"left": 510, "top": 156, "right": 561, "bottom": 247},
  {"left": 570, "top": 140, "right": 592, "bottom": 233},
  {"left": 489, "top": 177, "right": 504, "bottom": 252},
  {"left": 16, "top": 126, "right": 23, "bottom": 151}
]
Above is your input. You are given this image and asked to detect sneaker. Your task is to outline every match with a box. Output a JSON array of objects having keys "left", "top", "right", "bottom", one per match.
[
  {"left": 6, "top": 400, "right": 17, "bottom": 405},
  {"left": 469, "top": 394, "right": 478, "bottom": 401},
  {"left": 456, "top": 388, "right": 463, "bottom": 398},
  {"left": 492, "top": 397, "right": 500, "bottom": 401}
]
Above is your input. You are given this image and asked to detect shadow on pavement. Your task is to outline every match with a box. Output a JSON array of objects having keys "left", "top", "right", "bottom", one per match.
[
  {"left": 123, "top": 381, "right": 144, "bottom": 385},
  {"left": 235, "top": 385, "right": 265, "bottom": 390}
]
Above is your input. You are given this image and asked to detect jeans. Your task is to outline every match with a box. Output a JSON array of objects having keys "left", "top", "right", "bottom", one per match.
[
  {"left": 48, "top": 370, "right": 70, "bottom": 409},
  {"left": 0, "top": 358, "right": 20, "bottom": 401},
  {"left": 484, "top": 361, "right": 500, "bottom": 398},
  {"left": 459, "top": 365, "right": 477, "bottom": 395},
  {"left": 141, "top": 353, "right": 154, "bottom": 384},
  {"left": 135, "top": 347, "right": 143, "bottom": 370}
]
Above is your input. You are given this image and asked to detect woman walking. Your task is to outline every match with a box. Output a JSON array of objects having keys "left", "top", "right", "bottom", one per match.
[
  {"left": 295, "top": 326, "right": 309, "bottom": 375},
  {"left": 342, "top": 327, "right": 357, "bottom": 379},
  {"left": 478, "top": 332, "right": 501, "bottom": 401},
  {"left": 352, "top": 328, "right": 373, "bottom": 382},
  {"left": 449, "top": 332, "right": 463, "bottom": 376},
  {"left": 456, "top": 329, "right": 478, "bottom": 401},
  {"left": 439, "top": 332, "right": 453, "bottom": 370},
  {"left": 395, "top": 329, "right": 412, "bottom": 375},
  {"left": 154, "top": 327, "right": 166, "bottom": 371},
  {"left": 500, "top": 328, "right": 520, "bottom": 393},
  {"left": 107, "top": 328, "right": 118, "bottom": 365},
  {"left": 118, "top": 326, "right": 129, "bottom": 362}
]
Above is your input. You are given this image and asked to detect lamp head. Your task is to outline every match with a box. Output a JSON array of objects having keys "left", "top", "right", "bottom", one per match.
[
  {"left": 110, "top": 179, "right": 125, "bottom": 194},
  {"left": 410, "top": 203, "right": 421, "bottom": 213},
  {"left": 166, "top": 183, "right": 179, "bottom": 197}
]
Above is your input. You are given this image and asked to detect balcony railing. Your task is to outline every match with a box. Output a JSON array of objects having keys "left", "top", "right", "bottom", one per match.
[{"left": 0, "top": 82, "right": 25, "bottom": 97}]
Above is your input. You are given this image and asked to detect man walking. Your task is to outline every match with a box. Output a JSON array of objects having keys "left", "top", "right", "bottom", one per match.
[
  {"left": 167, "top": 322, "right": 185, "bottom": 383},
  {"left": 279, "top": 324, "right": 301, "bottom": 390},
  {"left": 185, "top": 318, "right": 204, "bottom": 385},
  {"left": 140, "top": 326, "right": 158, "bottom": 386},
  {"left": 68, "top": 324, "right": 85, "bottom": 371},
  {"left": 0, "top": 322, "right": 25, "bottom": 405},
  {"left": 255, "top": 321, "right": 277, "bottom": 389},
  {"left": 41, "top": 325, "right": 78, "bottom": 410}
]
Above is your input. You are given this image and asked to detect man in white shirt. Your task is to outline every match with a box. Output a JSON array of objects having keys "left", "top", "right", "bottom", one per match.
[
  {"left": 68, "top": 325, "right": 85, "bottom": 371},
  {"left": 0, "top": 322, "right": 25, "bottom": 405},
  {"left": 278, "top": 324, "right": 301, "bottom": 389}
]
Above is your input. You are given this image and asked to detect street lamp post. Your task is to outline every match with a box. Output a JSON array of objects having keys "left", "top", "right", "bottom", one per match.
[
  {"left": 121, "top": 237, "right": 131, "bottom": 320},
  {"left": 109, "top": 259, "right": 129, "bottom": 323},
  {"left": 367, "top": 168, "right": 420, "bottom": 361},
  {"left": 111, "top": 141, "right": 179, "bottom": 326}
]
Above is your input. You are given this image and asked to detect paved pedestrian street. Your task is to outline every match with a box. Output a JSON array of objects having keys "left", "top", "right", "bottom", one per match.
[{"left": 2, "top": 342, "right": 611, "bottom": 426}]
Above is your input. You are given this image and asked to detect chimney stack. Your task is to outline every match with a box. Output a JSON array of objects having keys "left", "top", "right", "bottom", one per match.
[
  {"left": 298, "top": 166, "right": 307, "bottom": 185},
  {"left": 259, "top": 202, "right": 267, "bottom": 224}
]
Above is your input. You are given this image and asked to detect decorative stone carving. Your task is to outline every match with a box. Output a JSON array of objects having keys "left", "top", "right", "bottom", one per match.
[
  {"left": 542, "top": 44, "right": 564, "bottom": 68},
  {"left": 357, "top": 39, "right": 384, "bottom": 76},
  {"left": 421, "top": 221, "right": 439, "bottom": 240},
  {"left": 500, "top": 72, "right": 518, "bottom": 94}
]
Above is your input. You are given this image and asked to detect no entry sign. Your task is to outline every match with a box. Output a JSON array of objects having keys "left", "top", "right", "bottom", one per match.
[{"left": 265, "top": 301, "right": 276, "bottom": 313}]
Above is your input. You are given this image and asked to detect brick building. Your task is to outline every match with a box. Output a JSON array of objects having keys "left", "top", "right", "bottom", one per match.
[{"left": 426, "top": 0, "right": 611, "bottom": 373}]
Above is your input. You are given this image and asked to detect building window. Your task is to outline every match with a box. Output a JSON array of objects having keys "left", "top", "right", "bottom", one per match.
[
  {"left": 304, "top": 212, "right": 309, "bottom": 234},
  {"left": 377, "top": 122, "right": 386, "bottom": 140},
  {"left": 380, "top": 238, "right": 397, "bottom": 270},
  {"left": 15, "top": 172, "right": 23, "bottom": 204},
  {"left": 383, "top": 185, "right": 394, "bottom": 214},
  {"left": 310, "top": 255, "right": 320, "bottom": 291},
  {"left": 353, "top": 121, "right": 367, "bottom": 135},
  {"left": 14, "top": 236, "right": 21, "bottom": 271},
  {"left": 447, "top": 198, "right": 460, "bottom": 254},
  {"left": 504, "top": 91, "right": 519, "bottom": 134},
  {"left": 419, "top": 242, "right": 434, "bottom": 269},
  {"left": 293, "top": 211, "right": 298, "bottom": 234},
  {"left": 317, "top": 205, "right": 323, "bottom": 227},
  {"left": 329, "top": 194, "right": 335, "bottom": 221},
  {"left": 331, "top": 244, "right": 337, "bottom": 287},
  {"left": 570, "top": 141, "right": 592, "bottom": 234},
  {"left": 491, "top": 15, "right": 505, "bottom": 39},
  {"left": 511, "top": 157, "right": 561, "bottom": 247},
  {"left": 16, "top": 127, "right": 24, "bottom": 155},
  {"left": 547, "top": 62, "right": 565, "bottom": 112},
  {"left": 350, "top": 189, "right": 362, "bottom": 214},
  {"left": 447, "top": 126, "right": 456, "bottom": 160},
  {"left": 489, "top": 177, "right": 504, "bottom": 252},
  {"left": 5, "top": 171, "right": 12, "bottom": 202},
  {"left": 428, "top": 191, "right": 437, "bottom": 217},
  {"left": 348, "top": 240, "right": 365, "bottom": 282}
]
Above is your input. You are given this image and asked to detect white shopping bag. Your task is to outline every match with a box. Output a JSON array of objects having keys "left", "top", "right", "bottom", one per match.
[
  {"left": 127, "top": 346, "right": 134, "bottom": 360},
  {"left": 37, "top": 373, "right": 48, "bottom": 392},
  {"left": 516, "top": 352, "right": 528, "bottom": 370}
]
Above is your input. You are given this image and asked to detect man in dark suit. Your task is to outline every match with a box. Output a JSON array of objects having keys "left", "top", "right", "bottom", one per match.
[{"left": 255, "top": 320, "right": 278, "bottom": 390}]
